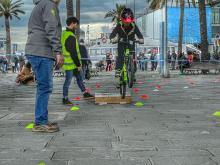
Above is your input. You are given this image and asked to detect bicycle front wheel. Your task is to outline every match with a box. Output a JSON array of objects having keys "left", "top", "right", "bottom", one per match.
[
  {"left": 127, "top": 58, "right": 134, "bottom": 88},
  {"left": 119, "top": 71, "right": 127, "bottom": 99}
]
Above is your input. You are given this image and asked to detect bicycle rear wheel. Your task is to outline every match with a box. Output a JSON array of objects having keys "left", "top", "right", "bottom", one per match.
[
  {"left": 120, "top": 83, "right": 126, "bottom": 99},
  {"left": 127, "top": 58, "right": 134, "bottom": 88}
]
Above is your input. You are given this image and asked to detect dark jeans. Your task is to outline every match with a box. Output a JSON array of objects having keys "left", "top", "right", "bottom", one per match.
[
  {"left": 81, "top": 64, "right": 88, "bottom": 80},
  {"left": 116, "top": 43, "right": 135, "bottom": 70},
  {"left": 63, "top": 69, "right": 86, "bottom": 97},
  {"left": 26, "top": 55, "right": 54, "bottom": 125}
]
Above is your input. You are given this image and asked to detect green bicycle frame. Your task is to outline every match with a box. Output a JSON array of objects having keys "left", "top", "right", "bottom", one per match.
[{"left": 120, "top": 48, "right": 130, "bottom": 82}]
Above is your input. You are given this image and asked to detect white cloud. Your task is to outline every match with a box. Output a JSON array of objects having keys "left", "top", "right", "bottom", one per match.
[{"left": 0, "top": 0, "right": 147, "bottom": 50}]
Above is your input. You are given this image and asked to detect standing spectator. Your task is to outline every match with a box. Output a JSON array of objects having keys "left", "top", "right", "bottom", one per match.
[
  {"left": 79, "top": 39, "right": 91, "bottom": 80},
  {"left": 150, "top": 53, "right": 155, "bottom": 71},
  {"left": 139, "top": 52, "right": 145, "bottom": 71},
  {"left": 14, "top": 56, "right": 19, "bottom": 72},
  {"left": 11, "top": 60, "right": 16, "bottom": 73},
  {"left": 106, "top": 53, "right": 113, "bottom": 71},
  {"left": 12, "top": 56, "right": 18, "bottom": 73},
  {"left": 62, "top": 17, "right": 94, "bottom": 106},
  {"left": 171, "top": 51, "right": 177, "bottom": 70},
  {"left": 25, "top": 0, "right": 64, "bottom": 133},
  {"left": 167, "top": 51, "right": 171, "bottom": 65},
  {"left": 154, "top": 53, "right": 158, "bottom": 71},
  {"left": 2, "top": 57, "right": 8, "bottom": 73},
  {"left": 144, "top": 52, "right": 148, "bottom": 71}
]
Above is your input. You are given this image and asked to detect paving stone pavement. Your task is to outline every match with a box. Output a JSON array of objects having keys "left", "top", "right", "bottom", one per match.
[{"left": 0, "top": 71, "right": 220, "bottom": 165}]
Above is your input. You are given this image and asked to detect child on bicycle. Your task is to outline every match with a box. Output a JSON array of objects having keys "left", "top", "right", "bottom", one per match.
[{"left": 109, "top": 8, "right": 144, "bottom": 80}]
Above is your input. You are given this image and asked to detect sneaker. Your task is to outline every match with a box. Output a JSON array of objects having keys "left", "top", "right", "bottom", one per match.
[
  {"left": 32, "top": 123, "right": 59, "bottom": 133},
  {"left": 62, "top": 98, "right": 73, "bottom": 106},
  {"left": 115, "top": 70, "right": 121, "bottom": 78},
  {"left": 83, "top": 92, "right": 94, "bottom": 99}
]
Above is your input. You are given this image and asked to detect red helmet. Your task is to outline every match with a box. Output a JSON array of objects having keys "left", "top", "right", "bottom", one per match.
[{"left": 120, "top": 8, "right": 134, "bottom": 23}]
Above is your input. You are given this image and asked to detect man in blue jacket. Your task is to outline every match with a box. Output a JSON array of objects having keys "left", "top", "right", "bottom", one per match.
[{"left": 25, "top": 0, "right": 63, "bottom": 133}]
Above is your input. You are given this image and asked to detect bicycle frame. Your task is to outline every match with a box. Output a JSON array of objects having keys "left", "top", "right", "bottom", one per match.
[
  {"left": 116, "top": 39, "right": 137, "bottom": 98},
  {"left": 120, "top": 48, "right": 130, "bottom": 83}
]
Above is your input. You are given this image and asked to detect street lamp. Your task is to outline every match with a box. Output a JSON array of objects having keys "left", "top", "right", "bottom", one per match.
[
  {"left": 162, "top": 0, "right": 170, "bottom": 78},
  {"left": 87, "top": 25, "right": 90, "bottom": 47}
]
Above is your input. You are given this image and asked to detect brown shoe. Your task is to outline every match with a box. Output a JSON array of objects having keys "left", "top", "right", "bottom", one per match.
[
  {"left": 32, "top": 123, "right": 59, "bottom": 133},
  {"left": 47, "top": 122, "right": 59, "bottom": 129}
]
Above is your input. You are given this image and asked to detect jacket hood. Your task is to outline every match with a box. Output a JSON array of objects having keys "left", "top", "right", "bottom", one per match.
[{"left": 33, "top": 0, "right": 43, "bottom": 5}]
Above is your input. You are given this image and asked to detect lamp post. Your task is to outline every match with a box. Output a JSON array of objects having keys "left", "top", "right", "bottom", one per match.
[
  {"left": 162, "top": 0, "right": 170, "bottom": 78},
  {"left": 87, "top": 25, "right": 90, "bottom": 47}
]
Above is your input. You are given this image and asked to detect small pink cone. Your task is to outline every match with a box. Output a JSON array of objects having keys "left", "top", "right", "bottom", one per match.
[{"left": 140, "top": 94, "right": 150, "bottom": 100}]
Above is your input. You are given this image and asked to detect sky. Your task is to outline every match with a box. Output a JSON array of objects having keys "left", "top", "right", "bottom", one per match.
[{"left": 0, "top": 0, "right": 147, "bottom": 50}]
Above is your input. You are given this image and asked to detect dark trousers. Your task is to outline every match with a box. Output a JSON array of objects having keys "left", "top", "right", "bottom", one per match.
[
  {"left": 63, "top": 69, "right": 86, "bottom": 97},
  {"left": 116, "top": 43, "right": 135, "bottom": 70}
]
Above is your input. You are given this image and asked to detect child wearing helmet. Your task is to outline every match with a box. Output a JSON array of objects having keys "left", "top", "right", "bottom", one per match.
[{"left": 109, "top": 8, "right": 144, "bottom": 79}]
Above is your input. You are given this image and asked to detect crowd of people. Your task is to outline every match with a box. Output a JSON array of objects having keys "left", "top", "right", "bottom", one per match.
[{"left": 0, "top": 55, "right": 26, "bottom": 74}]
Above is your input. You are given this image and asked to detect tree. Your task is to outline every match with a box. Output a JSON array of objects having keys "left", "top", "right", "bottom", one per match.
[
  {"left": 178, "top": 0, "right": 185, "bottom": 54},
  {"left": 198, "top": 0, "right": 209, "bottom": 61},
  {"left": 0, "top": 0, "right": 25, "bottom": 61},
  {"left": 76, "top": 0, "right": 80, "bottom": 39},
  {"left": 66, "top": 0, "right": 74, "bottom": 17},
  {"left": 105, "top": 3, "right": 126, "bottom": 23}
]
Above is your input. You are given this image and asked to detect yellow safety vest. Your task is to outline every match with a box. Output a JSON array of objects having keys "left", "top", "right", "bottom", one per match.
[{"left": 61, "top": 30, "right": 81, "bottom": 70}]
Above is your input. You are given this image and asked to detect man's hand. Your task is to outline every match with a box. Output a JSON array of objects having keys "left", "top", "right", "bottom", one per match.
[{"left": 56, "top": 53, "right": 64, "bottom": 68}]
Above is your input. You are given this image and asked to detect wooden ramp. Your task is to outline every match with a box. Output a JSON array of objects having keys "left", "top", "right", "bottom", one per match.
[{"left": 95, "top": 93, "right": 132, "bottom": 104}]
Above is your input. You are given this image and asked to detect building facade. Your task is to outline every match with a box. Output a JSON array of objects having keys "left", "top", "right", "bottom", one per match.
[
  {"left": 212, "top": 5, "right": 220, "bottom": 39},
  {"left": 136, "top": 7, "right": 213, "bottom": 44}
]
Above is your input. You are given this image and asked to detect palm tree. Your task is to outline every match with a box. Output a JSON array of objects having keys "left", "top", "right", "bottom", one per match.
[
  {"left": 66, "top": 0, "right": 74, "bottom": 17},
  {"left": 177, "top": 0, "right": 185, "bottom": 54},
  {"left": 198, "top": 0, "right": 209, "bottom": 61},
  {"left": 76, "top": 0, "right": 80, "bottom": 39},
  {"left": 0, "top": 0, "right": 25, "bottom": 61},
  {"left": 105, "top": 3, "right": 126, "bottom": 23}
]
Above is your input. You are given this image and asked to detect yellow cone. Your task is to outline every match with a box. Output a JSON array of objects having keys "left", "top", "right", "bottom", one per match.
[
  {"left": 25, "top": 123, "right": 34, "bottom": 129},
  {"left": 70, "top": 106, "right": 80, "bottom": 111},
  {"left": 37, "top": 162, "right": 45, "bottom": 165},
  {"left": 134, "top": 102, "right": 144, "bottom": 107},
  {"left": 213, "top": 111, "right": 220, "bottom": 117}
]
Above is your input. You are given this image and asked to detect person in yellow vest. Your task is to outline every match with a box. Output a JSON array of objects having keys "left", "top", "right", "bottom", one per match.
[{"left": 62, "top": 17, "right": 94, "bottom": 105}]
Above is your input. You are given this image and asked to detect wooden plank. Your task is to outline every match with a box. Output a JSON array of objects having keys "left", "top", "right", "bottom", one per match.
[{"left": 95, "top": 92, "right": 132, "bottom": 104}]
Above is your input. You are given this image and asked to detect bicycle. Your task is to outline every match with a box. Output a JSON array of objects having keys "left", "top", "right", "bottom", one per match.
[{"left": 118, "top": 39, "right": 138, "bottom": 99}]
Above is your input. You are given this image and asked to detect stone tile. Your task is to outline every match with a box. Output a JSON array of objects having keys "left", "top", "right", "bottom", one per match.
[{"left": 68, "top": 159, "right": 147, "bottom": 165}]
